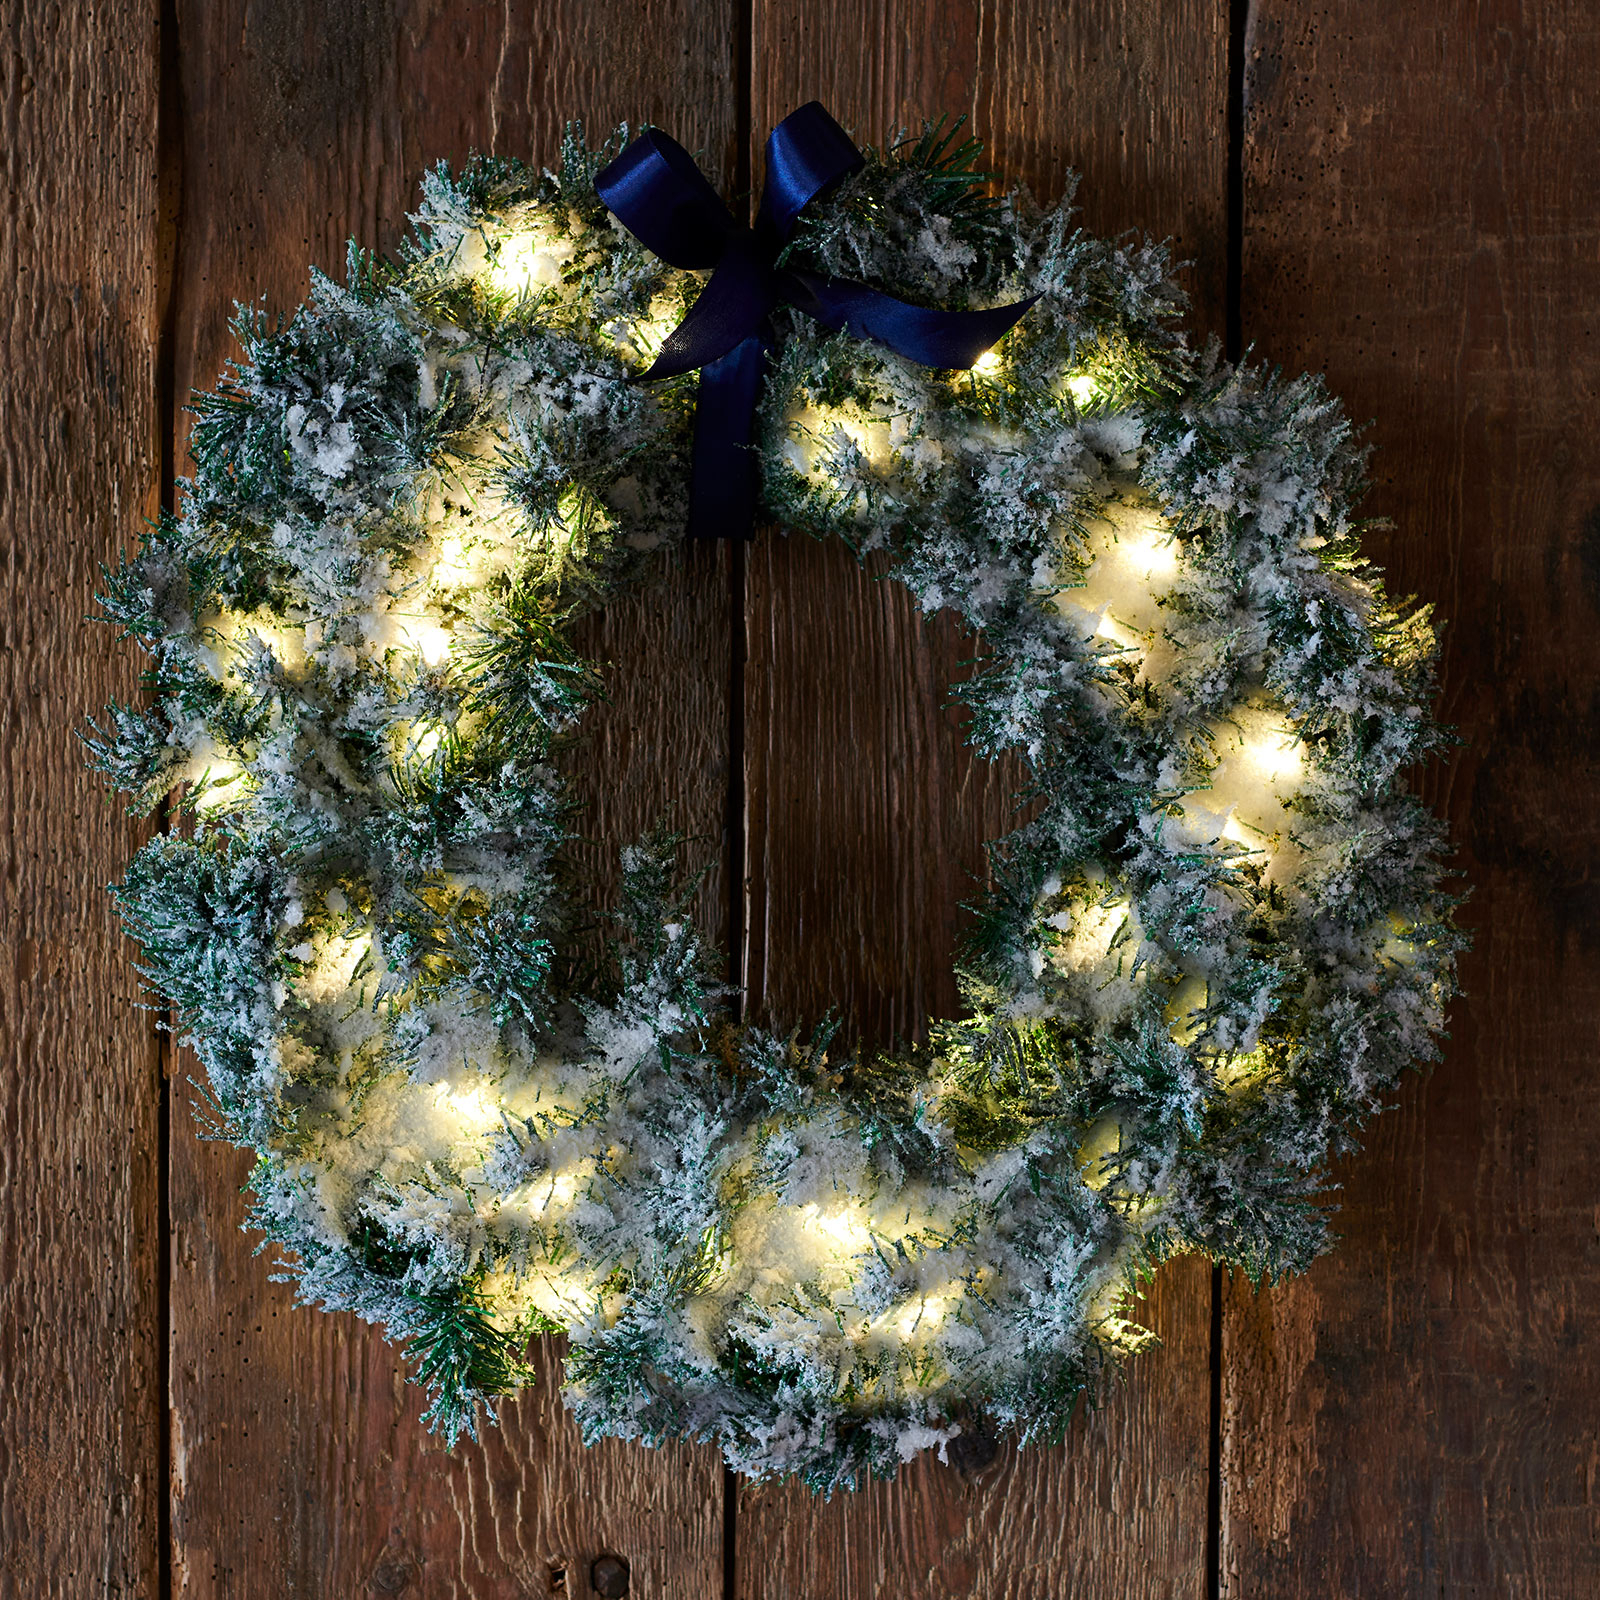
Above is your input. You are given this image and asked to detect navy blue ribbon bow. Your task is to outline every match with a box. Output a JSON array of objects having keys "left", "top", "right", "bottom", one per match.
[{"left": 595, "top": 101, "right": 1039, "bottom": 539}]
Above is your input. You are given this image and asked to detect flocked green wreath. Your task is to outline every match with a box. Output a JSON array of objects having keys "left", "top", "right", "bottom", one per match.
[{"left": 91, "top": 113, "right": 1464, "bottom": 1493}]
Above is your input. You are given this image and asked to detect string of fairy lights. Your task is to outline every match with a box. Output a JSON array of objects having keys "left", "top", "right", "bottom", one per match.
[{"left": 96, "top": 129, "right": 1458, "bottom": 1487}]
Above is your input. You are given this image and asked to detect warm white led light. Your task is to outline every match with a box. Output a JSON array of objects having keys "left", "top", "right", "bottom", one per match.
[
  {"left": 525, "top": 1166, "right": 583, "bottom": 1213},
  {"left": 1050, "top": 500, "right": 1181, "bottom": 656},
  {"left": 483, "top": 227, "right": 574, "bottom": 296},
  {"left": 1065, "top": 372, "right": 1098, "bottom": 407},
  {"left": 397, "top": 617, "right": 452, "bottom": 665},
  {"left": 894, "top": 1291, "right": 956, "bottom": 1340},
  {"left": 1174, "top": 707, "right": 1307, "bottom": 856},
  {"left": 1242, "top": 725, "right": 1305, "bottom": 788},
  {"left": 1215, "top": 1047, "right": 1269, "bottom": 1090},
  {"left": 1117, "top": 520, "right": 1181, "bottom": 584},
  {"left": 798, "top": 1203, "right": 873, "bottom": 1253},
  {"left": 191, "top": 759, "right": 247, "bottom": 815},
  {"left": 1164, "top": 974, "right": 1209, "bottom": 1045},
  {"left": 519, "top": 1271, "right": 592, "bottom": 1323},
  {"left": 1221, "top": 812, "right": 1264, "bottom": 852},
  {"left": 434, "top": 1081, "right": 502, "bottom": 1136},
  {"left": 1095, "top": 610, "right": 1140, "bottom": 649},
  {"left": 1076, "top": 1116, "right": 1122, "bottom": 1190},
  {"left": 431, "top": 532, "right": 483, "bottom": 588}
]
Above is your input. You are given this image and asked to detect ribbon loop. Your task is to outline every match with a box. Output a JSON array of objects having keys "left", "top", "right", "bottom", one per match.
[
  {"left": 758, "top": 102, "right": 866, "bottom": 238},
  {"left": 596, "top": 103, "right": 1038, "bottom": 539},
  {"left": 596, "top": 129, "right": 734, "bottom": 269}
]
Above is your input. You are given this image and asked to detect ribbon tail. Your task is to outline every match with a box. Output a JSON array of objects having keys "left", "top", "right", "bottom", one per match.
[
  {"left": 686, "top": 334, "right": 769, "bottom": 540},
  {"left": 636, "top": 233, "right": 774, "bottom": 382},
  {"left": 785, "top": 272, "right": 1041, "bottom": 370}
]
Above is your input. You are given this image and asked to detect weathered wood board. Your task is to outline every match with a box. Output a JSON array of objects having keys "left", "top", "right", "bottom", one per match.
[
  {"left": 14, "top": 1, "right": 1600, "bottom": 1595},
  {"left": 735, "top": 6, "right": 1227, "bottom": 1595},
  {"left": 0, "top": 5, "right": 164, "bottom": 1596},
  {"left": 165, "top": 3, "right": 735, "bottom": 1592},
  {"left": 1220, "top": 5, "right": 1600, "bottom": 1595}
]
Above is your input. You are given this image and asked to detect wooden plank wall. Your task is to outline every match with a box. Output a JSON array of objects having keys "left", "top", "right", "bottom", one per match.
[
  {"left": 7, "top": 2, "right": 1599, "bottom": 1596},
  {"left": 736, "top": 9, "right": 1223, "bottom": 1596},
  {"left": 1221, "top": 6, "right": 1600, "bottom": 1595},
  {"left": 1, "top": 5, "right": 164, "bottom": 1597},
  {"left": 164, "top": 5, "right": 734, "bottom": 1595}
]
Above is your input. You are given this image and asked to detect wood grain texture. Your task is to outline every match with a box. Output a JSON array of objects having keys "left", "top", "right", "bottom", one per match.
[
  {"left": 1222, "top": 6, "right": 1600, "bottom": 1596},
  {"left": 736, "top": 1256, "right": 1213, "bottom": 1600},
  {"left": 742, "top": 537, "right": 1023, "bottom": 1044},
  {"left": 739, "top": 6, "right": 1227, "bottom": 1593},
  {"left": 752, "top": 0, "right": 1229, "bottom": 328},
  {"left": 166, "top": 3, "right": 735, "bottom": 1591},
  {"left": 0, "top": 3, "right": 164, "bottom": 1596}
]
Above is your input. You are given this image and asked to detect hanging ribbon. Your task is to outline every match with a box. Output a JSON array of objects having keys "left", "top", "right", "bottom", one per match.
[{"left": 595, "top": 101, "right": 1039, "bottom": 540}]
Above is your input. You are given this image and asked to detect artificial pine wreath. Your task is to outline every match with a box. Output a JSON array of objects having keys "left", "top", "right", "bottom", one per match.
[{"left": 92, "top": 106, "right": 1463, "bottom": 1493}]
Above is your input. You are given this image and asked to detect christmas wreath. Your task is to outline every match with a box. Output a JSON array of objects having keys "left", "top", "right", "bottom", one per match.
[{"left": 92, "top": 104, "right": 1463, "bottom": 1493}]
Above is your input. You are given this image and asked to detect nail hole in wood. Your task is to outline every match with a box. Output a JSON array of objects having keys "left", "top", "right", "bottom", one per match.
[
  {"left": 948, "top": 1419, "right": 999, "bottom": 1476},
  {"left": 591, "top": 1554, "right": 630, "bottom": 1597}
]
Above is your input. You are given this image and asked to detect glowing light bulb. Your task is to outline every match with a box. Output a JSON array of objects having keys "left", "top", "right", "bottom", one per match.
[
  {"left": 1050, "top": 501, "right": 1180, "bottom": 654},
  {"left": 519, "top": 1269, "right": 592, "bottom": 1324},
  {"left": 487, "top": 236, "right": 540, "bottom": 291},
  {"left": 1066, "top": 373, "right": 1098, "bottom": 408},
  {"left": 1076, "top": 1116, "right": 1122, "bottom": 1190},
  {"left": 240, "top": 618, "right": 304, "bottom": 670},
  {"left": 1175, "top": 708, "right": 1307, "bottom": 855},
  {"left": 1216, "top": 1047, "right": 1268, "bottom": 1090},
  {"left": 483, "top": 227, "right": 573, "bottom": 296},
  {"left": 303, "top": 932, "right": 371, "bottom": 1003},
  {"left": 432, "top": 532, "right": 482, "bottom": 588},
  {"left": 972, "top": 349, "right": 1002, "bottom": 375},
  {"left": 526, "top": 1167, "right": 582, "bottom": 1214},
  {"left": 1220, "top": 811, "right": 1265, "bottom": 853},
  {"left": 1164, "top": 974, "right": 1209, "bottom": 1045},
  {"left": 1117, "top": 520, "right": 1181, "bottom": 584},
  {"left": 192, "top": 759, "right": 247, "bottom": 815},
  {"left": 1243, "top": 727, "right": 1304, "bottom": 789},
  {"left": 412, "top": 724, "right": 443, "bottom": 762},
  {"left": 895, "top": 1291, "right": 955, "bottom": 1339},
  {"left": 703, "top": 1230, "right": 736, "bottom": 1282},
  {"left": 798, "top": 1203, "right": 872, "bottom": 1254},
  {"left": 1381, "top": 917, "right": 1419, "bottom": 968},
  {"left": 1095, "top": 609, "right": 1139, "bottom": 649},
  {"left": 399, "top": 618, "right": 452, "bottom": 666},
  {"left": 434, "top": 1081, "right": 502, "bottom": 1136}
]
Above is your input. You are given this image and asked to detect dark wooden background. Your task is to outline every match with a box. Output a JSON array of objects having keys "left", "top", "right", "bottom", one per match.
[{"left": 6, "top": 1, "right": 1598, "bottom": 1594}]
